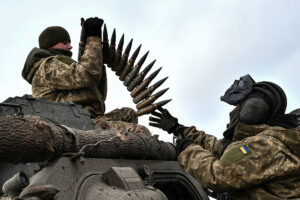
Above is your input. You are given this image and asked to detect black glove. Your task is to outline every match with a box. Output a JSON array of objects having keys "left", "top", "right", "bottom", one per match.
[
  {"left": 176, "top": 137, "right": 194, "bottom": 156},
  {"left": 83, "top": 17, "right": 104, "bottom": 38},
  {"left": 149, "top": 107, "right": 180, "bottom": 134}
]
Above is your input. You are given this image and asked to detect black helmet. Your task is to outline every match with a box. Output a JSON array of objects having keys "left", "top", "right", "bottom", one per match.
[{"left": 239, "top": 81, "right": 287, "bottom": 125}]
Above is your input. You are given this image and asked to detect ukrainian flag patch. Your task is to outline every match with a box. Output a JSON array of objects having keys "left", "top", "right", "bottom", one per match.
[{"left": 240, "top": 145, "right": 250, "bottom": 155}]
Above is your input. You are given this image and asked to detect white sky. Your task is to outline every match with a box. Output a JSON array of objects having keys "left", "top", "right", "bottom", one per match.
[{"left": 0, "top": 0, "right": 300, "bottom": 142}]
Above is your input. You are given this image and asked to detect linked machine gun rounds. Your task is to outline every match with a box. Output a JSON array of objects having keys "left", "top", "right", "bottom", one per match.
[
  {"left": 124, "top": 51, "right": 149, "bottom": 87},
  {"left": 120, "top": 44, "right": 142, "bottom": 81},
  {"left": 136, "top": 100, "right": 172, "bottom": 116},
  {"left": 133, "top": 77, "right": 168, "bottom": 104},
  {"left": 112, "top": 34, "right": 124, "bottom": 70},
  {"left": 102, "top": 25, "right": 171, "bottom": 116},
  {"left": 127, "top": 60, "right": 156, "bottom": 92},
  {"left": 102, "top": 24, "right": 109, "bottom": 64},
  {"left": 131, "top": 67, "right": 162, "bottom": 98},
  {"left": 136, "top": 88, "right": 169, "bottom": 110},
  {"left": 116, "top": 39, "right": 133, "bottom": 75},
  {"left": 107, "top": 29, "right": 116, "bottom": 68}
]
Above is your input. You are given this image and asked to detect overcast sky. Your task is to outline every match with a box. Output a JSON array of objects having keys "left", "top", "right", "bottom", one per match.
[{"left": 0, "top": 0, "right": 300, "bottom": 142}]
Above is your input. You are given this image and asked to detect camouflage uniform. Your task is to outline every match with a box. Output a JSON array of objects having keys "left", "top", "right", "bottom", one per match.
[
  {"left": 24, "top": 36, "right": 106, "bottom": 116},
  {"left": 23, "top": 36, "right": 150, "bottom": 135},
  {"left": 178, "top": 124, "right": 300, "bottom": 199},
  {"left": 93, "top": 107, "right": 150, "bottom": 136}
]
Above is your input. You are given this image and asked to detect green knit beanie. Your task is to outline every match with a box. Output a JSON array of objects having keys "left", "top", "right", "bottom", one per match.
[{"left": 38, "top": 26, "right": 71, "bottom": 49}]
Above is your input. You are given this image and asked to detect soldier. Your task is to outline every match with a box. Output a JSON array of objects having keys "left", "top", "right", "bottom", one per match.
[
  {"left": 149, "top": 74, "right": 300, "bottom": 199},
  {"left": 22, "top": 17, "right": 150, "bottom": 135}
]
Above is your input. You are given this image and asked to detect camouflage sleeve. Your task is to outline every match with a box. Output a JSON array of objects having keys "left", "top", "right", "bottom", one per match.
[
  {"left": 183, "top": 126, "right": 225, "bottom": 159},
  {"left": 42, "top": 36, "right": 103, "bottom": 90},
  {"left": 178, "top": 133, "right": 299, "bottom": 192}
]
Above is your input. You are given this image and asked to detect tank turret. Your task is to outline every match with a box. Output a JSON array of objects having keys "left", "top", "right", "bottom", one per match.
[{"left": 0, "top": 95, "right": 209, "bottom": 200}]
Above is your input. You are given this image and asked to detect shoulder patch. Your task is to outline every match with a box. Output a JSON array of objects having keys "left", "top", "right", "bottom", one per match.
[
  {"left": 220, "top": 144, "right": 251, "bottom": 167},
  {"left": 240, "top": 145, "right": 250, "bottom": 155}
]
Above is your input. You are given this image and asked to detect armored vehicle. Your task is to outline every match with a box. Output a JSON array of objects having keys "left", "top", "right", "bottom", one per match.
[{"left": 0, "top": 95, "right": 209, "bottom": 200}]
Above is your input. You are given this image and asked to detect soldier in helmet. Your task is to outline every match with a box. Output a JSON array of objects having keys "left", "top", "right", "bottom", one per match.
[
  {"left": 22, "top": 17, "right": 150, "bottom": 135},
  {"left": 149, "top": 74, "right": 300, "bottom": 199}
]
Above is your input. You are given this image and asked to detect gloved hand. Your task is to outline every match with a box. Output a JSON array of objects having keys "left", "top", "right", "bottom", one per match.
[
  {"left": 149, "top": 107, "right": 180, "bottom": 134},
  {"left": 176, "top": 137, "right": 194, "bottom": 156},
  {"left": 83, "top": 17, "right": 104, "bottom": 38}
]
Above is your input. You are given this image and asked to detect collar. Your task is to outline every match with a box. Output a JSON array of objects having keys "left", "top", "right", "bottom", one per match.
[
  {"left": 232, "top": 123, "right": 271, "bottom": 142},
  {"left": 48, "top": 48, "right": 73, "bottom": 57}
]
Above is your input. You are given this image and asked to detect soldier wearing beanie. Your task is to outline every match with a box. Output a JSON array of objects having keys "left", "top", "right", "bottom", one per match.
[
  {"left": 22, "top": 17, "right": 150, "bottom": 136},
  {"left": 22, "top": 18, "right": 106, "bottom": 117},
  {"left": 149, "top": 74, "right": 300, "bottom": 199}
]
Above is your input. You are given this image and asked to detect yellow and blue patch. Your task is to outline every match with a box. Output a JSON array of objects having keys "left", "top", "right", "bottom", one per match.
[
  {"left": 220, "top": 144, "right": 251, "bottom": 167},
  {"left": 240, "top": 145, "right": 250, "bottom": 155}
]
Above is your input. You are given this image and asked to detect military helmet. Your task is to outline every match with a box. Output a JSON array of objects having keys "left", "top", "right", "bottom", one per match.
[{"left": 239, "top": 81, "right": 287, "bottom": 125}]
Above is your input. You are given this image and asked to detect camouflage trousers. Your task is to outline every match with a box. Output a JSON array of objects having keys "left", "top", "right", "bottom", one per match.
[{"left": 93, "top": 107, "right": 151, "bottom": 136}]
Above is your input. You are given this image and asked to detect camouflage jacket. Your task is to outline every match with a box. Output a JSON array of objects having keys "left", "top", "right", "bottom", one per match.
[
  {"left": 23, "top": 37, "right": 107, "bottom": 117},
  {"left": 178, "top": 124, "right": 300, "bottom": 199}
]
